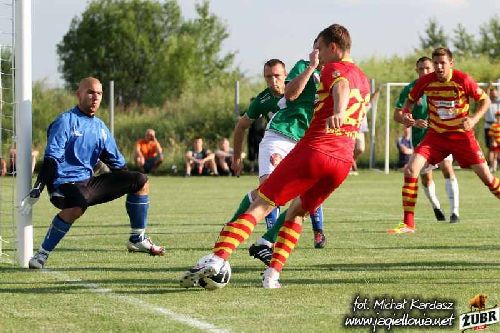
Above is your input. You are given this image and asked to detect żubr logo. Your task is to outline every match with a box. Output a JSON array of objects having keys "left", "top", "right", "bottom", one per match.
[{"left": 459, "top": 294, "right": 499, "bottom": 331}]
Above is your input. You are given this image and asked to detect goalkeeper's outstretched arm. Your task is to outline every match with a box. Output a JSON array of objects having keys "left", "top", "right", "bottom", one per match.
[{"left": 19, "top": 157, "right": 57, "bottom": 215}]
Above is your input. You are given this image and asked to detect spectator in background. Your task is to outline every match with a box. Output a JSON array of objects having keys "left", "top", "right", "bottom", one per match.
[
  {"left": 0, "top": 157, "right": 6, "bottom": 176},
  {"left": 8, "top": 147, "right": 39, "bottom": 175},
  {"left": 185, "top": 137, "right": 218, "bottom": 176},
  {"left": 215, "top": 138, "right": 245, "bottom": 176},
  {"left": 485, "top": 85, "right": 500, "bottom": 172},
  {"left": 134, "top": 128, "right": 164, "bottom": 174},
  {"left": 396, "top": 126, "right": 413, "bottom": 169}
]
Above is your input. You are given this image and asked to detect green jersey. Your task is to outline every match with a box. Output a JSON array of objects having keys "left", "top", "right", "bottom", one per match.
[
  {"left": 246, "top": 88, "right": 281, "bottom": 122},
  {"left": 395, "top": 80, "right": 428, "bottom": 146},
  {"left": 268, "top": 60, "right": 320, "bottom": 141}
]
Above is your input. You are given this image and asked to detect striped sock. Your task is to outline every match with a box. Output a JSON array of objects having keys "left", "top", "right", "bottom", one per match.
[
  {"left": 402, "top": 177, "right": 418, "bottom": 228},
  {"left": 269, "top": 220, "right": 302, "bottom": 272},
  {"left": 213, "top": 213, "right": 257, "bottom": 260},
  {"left": 488, "top": 177, "right": 500, "bottom": 198}
]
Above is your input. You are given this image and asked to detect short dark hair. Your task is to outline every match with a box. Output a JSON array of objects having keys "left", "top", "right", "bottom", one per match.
[
  {"left": 432, "top": 47, "right": 453, "bottom": 60},
  {"left": 264, "top": 59, "right": 285, "bottom": 70},
  {"left": 317, "top": 24, "right": 351, "bottom": 51},
  {"left": 416, "top": 56, "right": 432, "bottom": 66}
]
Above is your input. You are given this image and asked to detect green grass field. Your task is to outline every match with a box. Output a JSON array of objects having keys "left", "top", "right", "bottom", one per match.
[{"left": 0, "top": 170, "right": 499, "bottom": 332}]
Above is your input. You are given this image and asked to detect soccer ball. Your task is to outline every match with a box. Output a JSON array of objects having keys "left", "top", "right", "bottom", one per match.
[{"left": 198, "top": 260, "right": 231, "bottom": 290}]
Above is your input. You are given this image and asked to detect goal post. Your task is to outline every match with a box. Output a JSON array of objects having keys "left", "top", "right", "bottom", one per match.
[{"left": 14, "top": 0, "right": 33, "bottom": 268}]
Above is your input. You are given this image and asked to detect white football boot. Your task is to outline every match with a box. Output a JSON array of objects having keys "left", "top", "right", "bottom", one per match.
[
  {"left": 180, "top": 254, "right": 224, "bottom": 288},
  {"left": 262, "top": 267, "right": 281, "bottom": 289},
  {"left": 29, "top": 250, "right": 49, "bottom": 269},
  {"left": 127, "top": 236, "right": 165, "bottom": 256}
]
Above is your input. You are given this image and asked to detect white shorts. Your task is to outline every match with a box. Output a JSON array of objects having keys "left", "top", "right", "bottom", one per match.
[
  {"left": 355, "top": 132, "right": 365, "bottom": 152},
  {"left": 258, "top": 130, "right": 297, "bottom": 178},
  {"left": 420, "top": 154, "right": 453, "bottom": 175}
]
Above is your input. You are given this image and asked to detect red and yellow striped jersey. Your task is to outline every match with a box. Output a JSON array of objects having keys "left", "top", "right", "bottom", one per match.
[
  {"left": 408, "top": 69, "right": 486, "bottom": 133},
  {"left": 489, "top": 123, "right": 500, "bottom": 145},
  {"left": 298, "top": 59, "right": 370, "bottom": 160}
]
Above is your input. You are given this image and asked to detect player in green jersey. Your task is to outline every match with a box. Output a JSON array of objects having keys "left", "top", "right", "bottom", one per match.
[
  {"left": 392, "top": 56, "right": 460, "bottom": 224},
  {"left": 230, "top": 59, "right": 287, "bottom": 230}
]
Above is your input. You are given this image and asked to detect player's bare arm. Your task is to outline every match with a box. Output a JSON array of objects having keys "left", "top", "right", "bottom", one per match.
[
  {"left": 462, "top": 95, "right": 491, "bottom": 131},
  {"left": 232, "top": 114, "right": 253, "bottom": 175},
  {"left": 327, "top": 79, "right": 350, "bottom": 129},
  {"left": 401, "top": 99, "right": 416, "bottom": 128},
  {"left": 285, "top": 49, "right": 320, "bottom": 101}
]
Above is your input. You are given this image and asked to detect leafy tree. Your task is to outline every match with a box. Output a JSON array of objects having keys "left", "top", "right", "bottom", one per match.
[
  {"left": 419, "top": 18, "right": 448, "bottom": 50},
  {"left": 476, "top": 15, "right": 500, "bottom": 59},
  {"left": 57, "top": 0, "right": 236, "bottom": 106},
  {"left": 144, "top": 0, "right": 237, "bottom": 105},
  {"left": 452, "top": 23, "right": 475, "bottom": 57}
]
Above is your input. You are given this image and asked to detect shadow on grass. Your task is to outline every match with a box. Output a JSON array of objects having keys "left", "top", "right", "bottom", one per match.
[
  {"left": 312, "top": 260, "right": 500, "bottom": 271},
  {"left": 0, "top": 261, "right": 500, "bottom": 295}
]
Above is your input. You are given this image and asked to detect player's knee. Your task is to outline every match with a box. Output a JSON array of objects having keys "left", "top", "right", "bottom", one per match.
[
  {"left": 59, "top": 206, "right": 85, "bottom": 222},
  {"left": 404, "top": 164, "right": 418, "bottom": 177},
  {"left": 135, "top": 173, "right": 149, "bottom": 193}
]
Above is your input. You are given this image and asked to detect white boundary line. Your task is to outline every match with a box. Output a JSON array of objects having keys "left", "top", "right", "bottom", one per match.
[{"left": 41, "top": 270, "right": 231, "bottom": 333}]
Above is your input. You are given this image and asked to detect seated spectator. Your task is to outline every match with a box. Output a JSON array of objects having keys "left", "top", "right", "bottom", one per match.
[
  {"left": 185, "top": 137, "right": 218, "bottom": 176},
  {"left": 0, "top": 157, "right": 6, "bottom": 176},
  {"left": 215, "top": 138, "right": 246, "bottom": 176},
  {"left": 396, "top": 126, "right": 413, "bottom": 169},
  {"left": 9, "top": 147, "right": 39, "bottom": 175},
  {"left": 134, "top": 129, "right": 164, "bottom": 174}
]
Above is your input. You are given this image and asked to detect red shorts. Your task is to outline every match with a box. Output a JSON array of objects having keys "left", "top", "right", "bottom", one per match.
[
  {"left": 258, "top": 146, "right": 352, "bottom": 214},
  {"left": 415, "top": 130, "right": 485, "bottom": 168}
]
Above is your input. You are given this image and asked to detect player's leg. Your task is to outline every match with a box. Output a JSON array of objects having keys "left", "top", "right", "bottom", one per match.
[
  {"left": 181, "top": 144, "right": 309, "bottom": 288},
  {"left": 440, "top": 155, "right": 459, "bottom": 223},
  {"left": 87, "top": 171, "right": 164, "bottom": 255},
  {"left": 263, "top": 198, "right": 307, "bottom": 288},
  {"left": 263, "top": 153, "right": 351, "bottom": 288},
  {"left": 29, "top": 183, "right": 88, "bottom": 269},
  {"left": 181, "top": 196, "right": 276, "bottom": 288},
  {"left": 249, "top": 209, "right": 286, "bottom": 266},
  {"left": 310, "top": 206, "right": 326, "bottom": 248},
  {"left": 420, "top": 169, "right": 445, "bottom": 221},
  {"left": 388, "top": 153, "right": 428, "bottom": 234},
  {"left": 485, "top": 128, "right": 495, "bottom": 172},
  {"left": 450, "top": 133, "right": 499, "bottom": 200},
  {"left": 470, "top": 162, "right": 500, "bottom": 199},
  {"left": 256, "top": 132, "right": 293, "bottom": 230}
]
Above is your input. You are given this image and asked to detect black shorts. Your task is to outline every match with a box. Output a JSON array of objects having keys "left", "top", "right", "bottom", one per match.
[
  {"left": 50, "top": 171, "right": 147, "bottom": 210},
  {"left": 485, "top": 128, "right": 493, "bottom": 148}
]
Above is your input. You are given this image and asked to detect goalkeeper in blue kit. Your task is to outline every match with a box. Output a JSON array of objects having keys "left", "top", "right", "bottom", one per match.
[{"left": 20, "top": 77, "right": 164, "bottom": 269}]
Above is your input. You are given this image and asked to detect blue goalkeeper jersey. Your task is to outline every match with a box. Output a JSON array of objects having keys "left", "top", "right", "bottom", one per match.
[{"left": 44, "top": 106, "right": 125, "bottom": 189}]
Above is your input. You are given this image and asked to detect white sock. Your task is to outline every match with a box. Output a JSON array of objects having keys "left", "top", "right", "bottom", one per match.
[
  {"left": 130, "top": 228, "right": 145, "bottom": 239},
  {"left": 247, "top": 191, "right": 254, "bottom": 203},
  {"left": 445, "top": 178, "right": 459, "bottom": 215},
  {"left": 256, "top": 237, "right": 273, "bottom": 248},
  {"left": 423, "top": 180, "right": 441, "bottom": 209}
]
